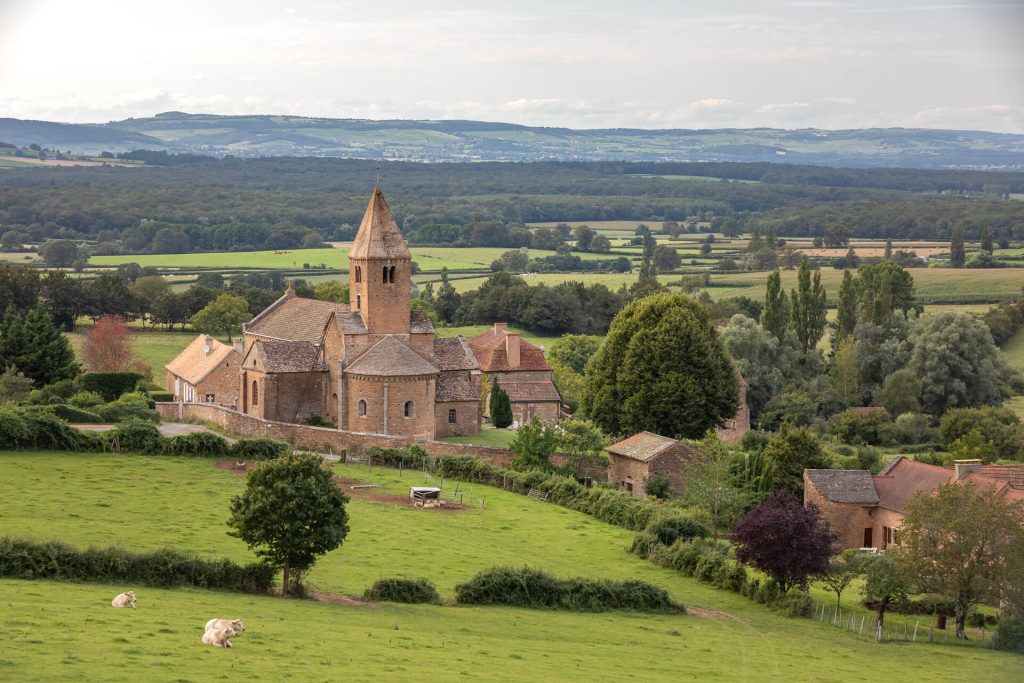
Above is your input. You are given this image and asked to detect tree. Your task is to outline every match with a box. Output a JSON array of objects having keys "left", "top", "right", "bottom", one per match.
[
  {"left": 834, "top": 270, "right": 858, "bottom": 344},
  {"left": 82, "top": 314, "right": 137, "bottom": 372},
  {"left": 760, "top": 270, "right": 788, "bottom": 340},
  {"left": 582, "top": 293, "right": 738, "bottom": 439},
  {"left": 720, "top": 315, "right": 783, "bottom": 421},
  {"left": 312, "top": 281, "right": 349, "bottom": 303},
  {"left": 491, "top": 248, "right": 530, "bottom": 273},
  {"left": 684, "top": 434, "right": 749, "bottom": 532},
  {"left": 789, "top": 258, "right": 827, "bottom": 354},
  {"left": 37, "top": 239, "right": 80, "bottom": 267},
  {"left": 574, "top": 225, "right": 595, "bottom": 251},
  {"left": 0, "top": 365, "right": 33, "bottom": 404},
  {"left": 652, "top": 245, "right": 681, "bottom": 272},
  {"left": 829, "top": 337, "right": 859, "bottom": 405},
  {"left": 875, "top": 368, "right": 921, "bottom": 416},
  {"left": 950, "top": 225, "right": 966, "bottom": 268},
  {"left": 151, "top": 227, "right": 191, "bottom": 254},
  {"left": 555, "top": 417, "right": 608, "bottom": 459},
  {"left": 489, "top": 382, "right": 513, "bottom": 428},
  {"left": 228, "top": 454, "right": 349, "bottom": 596},
  {"left": 908, "top": 312, "right": 1010, "bottom": 415},
  {"left": 195, "top": 272, "right": 225, "bottom": 289},
  {"left": 980, "top": 226, "right": 994, "bottom": 255},
  {"left": 762, "top": 423, "right": 829, "bottom": 495},
  {"left": 190, "top": 293, "right": 251, "bottom": 342},
  {"left": 548, "top": 334, "right": 602, "bottom": 375},
  {"left": 883, "top": 239, "right": 893, "bottom": 260},
  {"left": 0, "top": 307, "right": 78, "bottom": 386},
  {"left": 590, "top": 234, "right": 612, "bottom": 253},
  {"left": 41, "top": 271, "right": 85, "bottom": 331},
  {"left": 818, "top": 550, "right": 861, "bottom": 612},
  {"left": 510, "top": 415, "right": 559, "bottom": 470},
  {"left": 1, "top": 230, "right": 26, "bottom": 250},
  {"left": 434, "top": 267, "right": 459, "bottom": 324},
  {"left": 897, "top": 483, "right": 1024, "bottom": 640},
  {"left": 732, "top": 492, "right": 835, "bottom": 593},
  {"left": 858, "top": 261, "right": 918, "bottom": 322},
  {"left": 130, "top": 275, "right": 171, "bottom": 329},
  {"left": 862, "top": 553, "right": 908, "bottom": 641}
]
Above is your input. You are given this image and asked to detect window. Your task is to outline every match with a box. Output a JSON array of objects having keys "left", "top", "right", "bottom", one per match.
[
  {"left": 356, "top": 294, "right": 361, "bottom": 310},
  {"left": 357, "top": 399, "right": 367, "bottom": 417},
  {"left": 251, "top": 380, "right": 259, "bottom": 407},
  {"left": 448, "top": 408, "right": 457, "bottom": 424},
  {"left": 404, "top": 400, "right": 415, "bottom": 418},
  {"left": 389, "top": 265, "right": 396, "bottom": 283},
  {"left": 204, "top": 394, "right": 215, "bottom": 403},
  {"left": 382, "top": 266, "right": 388, "bottom": 283},
  {"left": 355, "top": 266, "right": 361, "bottom": 283}
]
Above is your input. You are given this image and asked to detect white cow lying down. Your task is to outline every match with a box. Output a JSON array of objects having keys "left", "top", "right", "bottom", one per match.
[
  {"left": 111, "top": 591, "right": 137, "bottom": 608},
  {"left": 205, "top": 618, "right": 245, "bottom": 634},
  {"left": 202, "top": 627, "right": 237, "bottom": 648}
]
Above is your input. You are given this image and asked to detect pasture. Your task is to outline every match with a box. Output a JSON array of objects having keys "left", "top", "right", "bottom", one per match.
[
  {"left": 1, "top": 451, "right": 1020, "bottom": 682},
  {"left": 66, "top": 329, "right": 199, "bottom": 377}
]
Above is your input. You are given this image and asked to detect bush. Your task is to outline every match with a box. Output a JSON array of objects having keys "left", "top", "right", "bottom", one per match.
[
  {"left": 0, "top": 536, "right": 274, "bottom": 593},
  {"left": 454, "top": 566, "right": 682, "bottom": 613},
  {"left": 104, "top": 419, "right": 164, "bottom": 453},
  {"left": 149, "top": 390, "right": 174, "bottom": 402},
  {"left": 162, "top": 431, "right": 231, "bottom": 457},
  {"left": 52, "top": 404, "right": 105, "bottom": 424},
  {"left": 231, "top": 437, "right": 290, "bottom": 460},
  {"left": 994, "top": 616, "right": 1024, "bottom": 653},
  {"left": 68, "top": 390, "right": 105, "bottom": 409},
  {"left": 96, "top": 393, "right": 159, "bottom": 423},
  {"left": 80, "top": 372, "right": 145, "bottom": 402},
  {"left": 363, "top": 578, "right": 441, "bottom": 604},
  {"left": 644, "top": 474, "right": 672, "bottom": 499},
  {"left": 646, "top": 513, "right": 710, "bottom": 546},
  {"left": 0, "top": 406, "right": 103, "bottom": 451}
]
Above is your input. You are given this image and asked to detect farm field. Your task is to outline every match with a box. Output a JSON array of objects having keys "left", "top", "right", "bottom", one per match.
[
  {"left": 438, "top": 271, "right": 640, "bottom": 293},
  {"left": 1, "top": 452, "right": 1019, "bottom": 681}
]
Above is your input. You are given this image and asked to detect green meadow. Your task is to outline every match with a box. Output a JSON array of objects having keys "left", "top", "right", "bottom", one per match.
[{"left": 0, "top": 452, "right": 1019, "bottom": 681}]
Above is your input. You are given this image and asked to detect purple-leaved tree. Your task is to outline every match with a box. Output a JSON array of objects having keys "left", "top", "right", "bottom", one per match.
[{"left": 732, "top": 491, "right": 836, "bottom": 592}]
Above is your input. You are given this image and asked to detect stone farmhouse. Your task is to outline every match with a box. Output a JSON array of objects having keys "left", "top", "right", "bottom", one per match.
[
  {"left": 606, "top": 431, "right": 705, "bottom": 497},
  {"left": 805, "top": 456, "right": 1024, "bottom": 551},
  {"left": 164, "top": 335, "right": 241, "bottom": 407},
  {"left": 472, "top": 323, "right": 561, "bottom": 425}
]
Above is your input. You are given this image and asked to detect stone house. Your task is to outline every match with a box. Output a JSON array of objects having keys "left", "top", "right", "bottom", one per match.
[
  {"left": 606, "top": 431, "right": 706, "bottom": 498},
  {"left": 165, "top": 335, "right": 241, "bottom": 407},
  {"left": 469, "top": 323, "right": 561, "bottom": 425},
  {"left": 234, "top": 187, "right": 482, "bottom": 439},
  {"left": 805, "top": 456, "right": 1024, "bottom": 551}
]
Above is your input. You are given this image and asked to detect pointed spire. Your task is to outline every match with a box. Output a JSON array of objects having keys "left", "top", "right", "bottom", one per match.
[{"left": 349, "top": 187, "right": 411, "bottom": 260}]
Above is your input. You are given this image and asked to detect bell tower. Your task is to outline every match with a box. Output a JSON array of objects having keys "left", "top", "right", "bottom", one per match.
[{"left": 348, "top": 187, "right": 411, "bottom": 334}]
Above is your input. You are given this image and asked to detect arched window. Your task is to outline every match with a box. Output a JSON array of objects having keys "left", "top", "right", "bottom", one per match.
[
  {"left": 388, "top": 266, "right": 396, "bottom": 283},
  {"left": 251, "top": 380, "right": 259, "bottom": 407},
  {"left": 382, "top": 266, "right": 388, "bottom": 283},
  {"left": 356, "top": 294, "right": 361, "bottom": 310},
  {"left": 404, "top": 400, "right": 415, "bottom": 418},
  {"left": 354, "top": 266, "right": 361, "bottom": 283},
  {"left": 357, "top": 399, "right": 367, "bottom": 417}
]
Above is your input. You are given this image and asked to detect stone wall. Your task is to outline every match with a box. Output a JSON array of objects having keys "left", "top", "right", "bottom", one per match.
[
  {"left": 434, "top": 400, "right": 481, "bottom": 437},
  {"left": 803, "top": 473, "right": 878, "bottom": 549}
]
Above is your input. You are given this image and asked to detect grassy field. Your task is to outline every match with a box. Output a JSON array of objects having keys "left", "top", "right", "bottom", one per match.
[
  {"left": 66, "top": 328, "right": 207, "bottom": 377},
  {"left": 437, "top": 271, "right": 641, "bottom": 293},
  {"left": 1, "top": 451, "right": 1019, "bottom": 681}
]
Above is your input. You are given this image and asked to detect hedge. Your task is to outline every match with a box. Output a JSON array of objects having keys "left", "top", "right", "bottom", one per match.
[
  {"left": 454, "top": 566, "right": 683, "bottom": 613},
  {"left": 52, "top": 404, "right": 105, "bottom": 424},
  {"left": 363, "top": 577, "right": 441, "bottom": 604},
  {"left": 80, "top": 372, "right": 144, "bottom": 402},
  {"left": 0, "top": 537, "right": 275, "bottom": 593},
  {"left": 149, "top": 390, "right": 174, "bottom": 402},
  {"left": 358, "top": 445, "right": 429, "bottom": 469},
  {"left": 994, "top": 616, "right": 1024, "bottom": 653}
]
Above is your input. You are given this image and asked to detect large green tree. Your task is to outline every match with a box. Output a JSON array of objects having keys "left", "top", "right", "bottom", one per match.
[
  {"left": 834, "top": 270, "right": 858, "bottom": 344},
  {"left": 510, "top": 415, "right": 559, "bottom": 470},
  {"left": 789, "top": 257, "right": 827, "bottom": 354},
  {"left": 190, "top": 293, "right": 251, "bottom": 342},
  {"left": 949, "top": 225, "right": 966, "bottom": 267},
  {"left": 760, "top": 270, "right": 788, "bottom": 340},
  {"left": 582, "top": 293, "right": 738, "bottom": 439},
  {"left": 862, "top": 553, "right": 908, "bottom": 641},
  {"left": 896, "top": 483, "right": 1024, "bottom": 640},
  {"left": 228, "top": 454, "right": 350, "bottom": 595},
  {"left": 0, "top": 307, "right": 78, "bottom": 386},
  {"left": 762, "top": 423, "right": 829, "bottom": 495},
  {"left": 548, "top": 334, "right": 602, "bottom": 375}
]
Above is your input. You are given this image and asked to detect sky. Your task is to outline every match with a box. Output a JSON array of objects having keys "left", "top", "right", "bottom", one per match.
[{"left": 0, "top": 0, "right": 1022, "bottom": 132}]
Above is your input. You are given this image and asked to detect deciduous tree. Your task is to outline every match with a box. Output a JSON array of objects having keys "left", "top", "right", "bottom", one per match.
[
  {"left": 760, "top": 270, "right": 788, "bottom": 340},
  {"left": 190, "top": 293, "right": 251, "bottom": 342},
  {"left": 862, "top": 553, "right": 908, "bottom": 641},
  {"left": 949, "top": 225, "right": 966, "bottom": 267},
  {"left": 790, "top": 257, "right": 827, "bottom": 354},
  {"left": 762, "top": 423, "right": 829, "bottom": 495},
  {"left": 83, "top": 315, "right": 136, "bottom": 372},
  {"left": 510, "top": 415, "right": 558, "bottom": 470}
]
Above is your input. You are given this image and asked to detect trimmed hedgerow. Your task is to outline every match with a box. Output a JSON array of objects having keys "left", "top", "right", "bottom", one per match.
[
  {"left": 646, "top": 512, "right": 710, "bottom": 546},
  {"left": 162, "top": 431, "right": 231, "bottom": 457},
  {"left": 454, "top": 566, "right": 683, "bottom": 613},
  {"left": 148, "top": 390, "right": 174, "bottom": 402},
  {"left": 230, "top": 436, "right": 290, "bottom": 460},
  {"left": 363, "top": 577, "right": 441, "bottom": 604},
  {"left": 52, "top": 404, "right": 105, "bottom": 424},
  {"left": 96, "top": 393, "right": 159, "bottom": 423},
  {"left": 361, "top": 445, "right": 430, "bottom": 469},
  {"left": 80, "top": 372, "right": 145, "bottom": 402},
  {"left": 104, "top": 419, "right": 164, "bottom": 454},
  {"left": 0, "top": 537, "right": 274, "bottom": 593}
]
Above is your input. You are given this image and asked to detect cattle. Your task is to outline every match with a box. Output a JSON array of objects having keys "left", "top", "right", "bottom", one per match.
[
  {"left": 205, "top": 618, "right": 245, "bottom": 634},
  {"left": 111, "top": 591, "right": 137, "bottom": 608},
  {"left": 201, "top": 627, "right": 237, "bottom": 648}
]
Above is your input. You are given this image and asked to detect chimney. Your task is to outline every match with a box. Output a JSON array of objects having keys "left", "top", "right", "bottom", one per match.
[
  {"left": 202, "top": 335, "right": 214, "bottom": 355},
  {"left": 954, "top": 459, "right": 982, "bottom": 481},
  {"left": 493, "top": 322, "right": 508, "bottom": 334},
  {"left": 506, "top": 332, "right": 521, "bottom": 369}
]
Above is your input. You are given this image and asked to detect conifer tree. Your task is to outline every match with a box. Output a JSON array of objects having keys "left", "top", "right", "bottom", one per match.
[
  {"left": 949, "top": 225, "right": 966, "bottom": 267},
  {"left": 489, "top": 381, "right": 513, "bottom": 428},
  {"left": 0, "top": 307, "right": 78, "bottom": 386},
  {"left": 760, "top": 270, "right": 788, "bottom": 340}
]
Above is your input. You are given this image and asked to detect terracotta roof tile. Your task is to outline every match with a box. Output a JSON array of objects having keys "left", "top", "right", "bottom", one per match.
[
  {"left": 607, "top": 431, "right": 679, "bottom": 463},
  {"left": 873, "top": 458, "right": 953, "bottom": 512},
  {"left": 346, "top": 335, "right": 438, "bottom": 377},
  {"left": 498, "top": 380, "right": 561, "bottom": 403},
  {"left": 468, "top": 327, "right": 551, "bottom": 372},
  {"left": 245, "top": 292, "right": 352, "bottom": 342},
  {"left": 349, "top": 188, "right": 411, "bottom": 260},
  {"left": 434, "top": 336, "right": 479, "bottom": 371},
  {"left": 165, "top": 335, "right": 240, "bottom": 385},
  {"left": 257, "top": 340, "right": 328, "bottom": 373},
  {"left": 806, "top": 469, "right": 879, "bottom": 505},
  {"left": 981, "top": 464, "right": 1024, "bottom": 490},
  {"left": 436, "top": 371, "right": 480, "bottom": 402}
]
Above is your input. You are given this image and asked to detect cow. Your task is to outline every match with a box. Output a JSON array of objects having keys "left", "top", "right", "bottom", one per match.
[
  {"left": 205, "top": 618, "right": 245, "bottom": 634},
  {"left": 201, "top": 627, "right": 237, "bottom": 648},
  {"left": 111, "top": 591, "right": 137, "bottom": 608}
]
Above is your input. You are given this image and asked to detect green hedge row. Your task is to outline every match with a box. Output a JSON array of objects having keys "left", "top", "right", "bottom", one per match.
[
  {"left": 80, "top": 372, "right": 145, "bottom": 402},
  {"left": 454, "top": 566, "right": 683, "bottom": 613},
  {"left": 0, "top": 537, "right": 274, "bottom": 593},
  {"left": 363, "top": 577, "right": 440, "bottom": 604},
  {"left": 358, "top": 445, "right": 430, "bottom": 469}
]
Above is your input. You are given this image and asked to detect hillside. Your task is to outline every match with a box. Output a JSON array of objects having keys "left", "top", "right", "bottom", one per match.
[{"left": 2, "top": 112, "right": 1024, "bottom": 169}]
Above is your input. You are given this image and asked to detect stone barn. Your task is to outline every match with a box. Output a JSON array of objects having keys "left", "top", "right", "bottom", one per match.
[
  {"left": 165, "top": 335, "right": 241, "bottom": 407},
  {"left": 606, "top": 431, "right": 705, "bottom": 498}
]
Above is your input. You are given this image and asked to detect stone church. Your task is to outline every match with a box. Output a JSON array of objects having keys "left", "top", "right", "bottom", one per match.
[{"left": 237, "top": 187, "right": 483, "bottom": 439}]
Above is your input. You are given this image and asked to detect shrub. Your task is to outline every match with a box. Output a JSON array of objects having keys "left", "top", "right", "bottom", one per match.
[
  {"left": 0, "top": 536, "right": 274, "bottom": 593},
  {"left": 629, "top": 533, "right": 662, "bottom": 559},
  {"left": 994, "top": 616, "right": 1024, "bottom": 653},
  {"left": 364, "top": 578, "right": 441, "bottom": 604},
  {"left": 149, "top": 390, "right": 174, "bottom": 402},
  {"left": 103, "top": 419, "right": 164, "bottom": 453},
  {"left": 51, "top": 404, "right": 105, "bottom": 424},
  {"left": 646, "top": 513, "right": 710, "bottom": 546},
  {"left": 68, "top": 390, "right": 105, "bottom": 409},
  {"left": 231, "top": 437, "right": 290, "bottom": 460},
  {"left": 80, "top": 372, "right": 144, "bottom": 402},
  {"left": 454, "top": 566, "right": 682, "bottom": 613},
  {"left": 0, "top": 406, "right": 102, "bottom": 451},
  {"left": 96, "top": 393, "right": 159, "bottom": 423},
  {"left": 773, "top": 591, "right": 814, "bottom": 617},
  {"left": 644, "top": 474, "right": 672, "bottom": 499},
  {"left": 162, "top": 431, "right": 231, "bottom": 457}
]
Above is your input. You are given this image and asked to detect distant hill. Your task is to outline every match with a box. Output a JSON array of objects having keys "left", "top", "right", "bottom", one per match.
[{"left": 1, "top": 111, "right": 1023, "bottom": 169}]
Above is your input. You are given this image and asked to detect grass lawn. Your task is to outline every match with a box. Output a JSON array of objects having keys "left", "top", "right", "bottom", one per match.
[
  {"left": 432, "top": 271, "right": 640, "bottom": 293},
  {"left": 1001, "top": 328, "right": 1024, "bottom": 373},
  {"left": 1, "top": 452, "right": 1020, "bottom": 682},
  {"left": 437, "top": 425, "right": 516, "bottom": 448}
]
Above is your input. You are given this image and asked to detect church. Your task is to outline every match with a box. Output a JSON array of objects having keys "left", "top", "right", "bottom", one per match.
[{"left": 236, "top": 187, "right": 484, "bottom": 439}]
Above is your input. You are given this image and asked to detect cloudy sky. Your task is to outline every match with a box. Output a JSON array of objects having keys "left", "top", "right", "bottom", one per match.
[{"left": 1, "top": 0, "right": 1021, "bottom": 131}]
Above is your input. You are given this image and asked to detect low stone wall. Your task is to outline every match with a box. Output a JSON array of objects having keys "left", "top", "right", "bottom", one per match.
[{"left": 158, "top": 401, "right": 518, "bottom": 466}]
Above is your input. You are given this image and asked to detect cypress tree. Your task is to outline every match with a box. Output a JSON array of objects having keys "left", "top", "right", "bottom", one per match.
[
  {"left": 835, "top": 270, "right": 859, "bottom": 344},
  {"left": 950, "top": 225, "right": 966, "bottom": 267},
  {"left": 489, "top": 381, "right": 513, "bottom": 428},
  {"left": 760, "top": 270, "right": 788, "bottom": 340}
]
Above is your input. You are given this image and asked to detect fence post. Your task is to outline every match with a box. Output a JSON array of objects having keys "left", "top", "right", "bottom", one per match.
[
  {"left": 913, "top": 621, "right": 919, "bottom": 642},
  {"left": 859, "top": 615, "right": 865, "bottom": 636},
  {"left": 929, "top": 625, "right": 933, "bottom": 643}
]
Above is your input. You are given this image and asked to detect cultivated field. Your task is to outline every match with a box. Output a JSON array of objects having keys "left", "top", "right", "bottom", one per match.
[{"left": 1, "top": 452, "right": 1019, "bottom": 681}]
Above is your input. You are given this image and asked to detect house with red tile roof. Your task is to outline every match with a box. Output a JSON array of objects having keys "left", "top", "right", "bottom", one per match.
[
  {"left": 468, "top": 323, "right": 561, "bottom": 425},
  {"left": 606, "top": 431, "right": 705, "bottom": 498},
  {"left": 165, "top": 335, "right": 241, "bottom": 407}
]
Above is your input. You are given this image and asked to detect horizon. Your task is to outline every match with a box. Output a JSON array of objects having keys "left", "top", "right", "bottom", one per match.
[{"left": 1, "top": 1, "right": 1021, "bottom": 133}]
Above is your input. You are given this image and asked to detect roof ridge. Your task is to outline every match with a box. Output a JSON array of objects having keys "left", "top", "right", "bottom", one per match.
[{"left": 244, "top": 290, "right": 292, "bottom": 330}]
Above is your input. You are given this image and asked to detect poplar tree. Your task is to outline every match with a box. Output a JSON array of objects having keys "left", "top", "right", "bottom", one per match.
[
  {"left": 790, "top": 258, "right": 827, "bottom": 354},
  {"left": 980, "top": 226, "right": 994, "bottom": 255},
  {"left": 883, "top": 239, "right": 893, "bottom": 260},
  {"left": 760, "top": 270, "right": 788, "bottom": 340},
  {"left": 834, "top": 270, "right": 859, "bottom": 344},
  {"left": 950, "top": 225, "right": 966, "bottom": 267}
]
